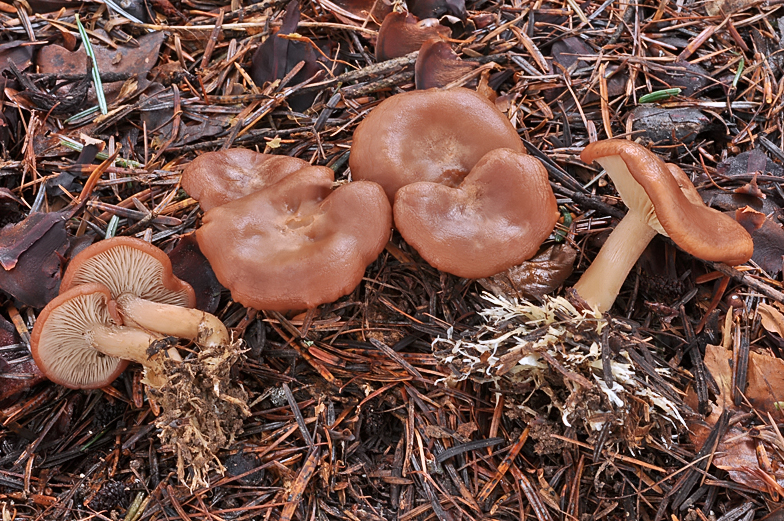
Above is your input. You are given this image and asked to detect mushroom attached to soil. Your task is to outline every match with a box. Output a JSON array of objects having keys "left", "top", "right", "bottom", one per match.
[
  {"left": 181, "top": 149, "right": 309, "bottom": 212},
  {"left": 31, "top": 283, "right": 173, "bottom": 389},
  {"left": 375, "top": 11, "right": 450, "bottom": 61},
  {"left": 196, "top": 166, "right": 392, "bottom": 311},
  {"left": 415, "top": 38, "right": 479, "bottom": 90},
  {"left": 350, "top": 87, "right": 525, "bottom": 202},
  {"left": 574, "top": 139, "right": 753, "bottom": 312},
  {"left": 394, "top": 148, "right": 558, "bottom": 278},
  {"left": 60, "top": 236, "right": 229, "bottom": 352}
]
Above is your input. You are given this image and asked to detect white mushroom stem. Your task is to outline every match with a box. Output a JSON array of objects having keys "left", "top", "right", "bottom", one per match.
[
  {"left": 115, "top": 293, "right": 230, "bottom": 349},
  {"left": 572, "top": 210, "right": 658, "bottom": 313},
  {"left": 86, "top": 324, "right": 181, "bottom": 388}
]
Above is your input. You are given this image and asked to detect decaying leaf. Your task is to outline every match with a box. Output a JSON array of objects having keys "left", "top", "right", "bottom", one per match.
[
  {"left": 0, "top": 211, "right": 70, "bottom": 307},
  {"left": 693, "top": 342, "right": 784, "bottom": 492},
  {"left": 631, "top": 106, "right": 709, "bottom": 145},
  {"left": 649, "top": 60, "right": 709, "bottom": 97},
  {"left": 732, "top": 209, "right": 784, "bottom": 275},
  {"left": 168, "top": 233, "right": 223, "bottom": 314},
  {"left": 0, "top": 188, "right": 25, "bottom": 228},
  {"left": 0, "top": 41, "right": 34, "bottom": 77},
  {"left": 37, "top": 32, "right": 165, "bottom": 78},
  {"left": 718, "top": 148, "right": 784, "bottom": 178},
  {"left": 408, "top": 0, "right": 467, "bottom": 21},
  {"left": 477, "top": 243, "right": 577, "bottom": 301},
  {"left": 250, "top": 0, "right": 326, "bottom": 111}
]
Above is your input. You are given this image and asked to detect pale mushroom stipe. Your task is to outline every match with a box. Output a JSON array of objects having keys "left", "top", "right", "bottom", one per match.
[
  {"left": 31, "top": 283, "right": 172, "bottom": 389},
  {"left": 573, "top": 139, "right": 754, "bottom": 312},
  {"left": 50, "top": 237, "right": 231, "bottom": 386}
]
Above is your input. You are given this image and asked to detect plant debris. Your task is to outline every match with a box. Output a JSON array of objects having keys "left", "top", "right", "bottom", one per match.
[{"left": 5, "top": 0, "right": 784, "bottom": 517}]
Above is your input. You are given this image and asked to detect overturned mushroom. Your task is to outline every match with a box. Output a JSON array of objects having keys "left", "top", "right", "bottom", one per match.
[
  {"left": 394, "top": 148, "right": 558, "bottom": 278},
  {"left": 375, "top": 11, "right": 450, "bottom": 61},
  {"left": 350, "top": 87, "right": 525, "bottom": 202},
  {"left": 181, "top": 149, "right": 309, "bottom": 212},
  {"left": 574, "top": 139, "right": 753, "bottom": 312},
  {"left": 60, "top": 237, "right": 229, "bottom": 351},
  {"left": 196, "top": 166, "right": 392, "bottom": 311},
  {"left": 31, "top": 283, "right": 174, "bottom": 389}
]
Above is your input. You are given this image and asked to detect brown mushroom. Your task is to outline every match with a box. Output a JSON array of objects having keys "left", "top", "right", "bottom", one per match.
[
  {"left": 394, "top": 148, "right": 558, "bottom": 278},
  {"left": 415, "top": 38, "right": 479, "bottom": 89},
  {"left": 196, "top": 166, "right": 392, "bottom": 311},
  {"left": 375, "top": 11, "right": 450, "bottom": 61},
  {"left": 181, "top": 149, "right": 309, "bottom": 212},
  {"left": 31, "top": 283, "right": 174, "bottom": 389},
  {"left": 574, "top": 139, "right": 753, "bottom": 312},
  {"left": 350, "top": 87, "right": 525, "bottom": 202},
  {"left": 60, "top": 237, "right": 229, "bottom": 352}
]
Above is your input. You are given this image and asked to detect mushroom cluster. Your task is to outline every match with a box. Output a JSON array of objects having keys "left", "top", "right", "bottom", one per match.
[
  {"left": 32, "top": 237, "right": 231, "bottom": 388},
  {"left": 351, "top": 87, "right": 559, "bottom": 279},
  {"left": 181, "top": 150, "right": 392, "bottom": 311},
  {"left": 573, "top": 139, "right": 754, "bottom": 312},
  {"left": 180, "top": 88, "right": 559, "bottom": 310},
  {"left": 31, "top": 236, "right": 249, "bottom": 489}
]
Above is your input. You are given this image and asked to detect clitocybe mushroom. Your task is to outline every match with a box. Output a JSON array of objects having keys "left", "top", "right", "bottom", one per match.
[
  {"left": 31, "top": 283, "right": 174, "bottom": 389},
  {"left": 181, "top": 149, "right": 309, "bottom": 212},
  {"left": 196, "top": 166, "right": 392, "bottom": 311},
  {"left": 350, "top": 87, "right": 525, "bottom": 202},
  {"left": 574, "top": 139, "right": 753, "bottom": 312},
  {"left": 394, "top": 148, "right": 558, "bottom": 278},
  {"left": 375, "top": 11, "right": 449, "bottom": 61},
  {"left": 415, "top": 38, "right": 479, "bottom": 90},
  {"left": 60, "top": 236, "right": 229, "bottom": 353}
]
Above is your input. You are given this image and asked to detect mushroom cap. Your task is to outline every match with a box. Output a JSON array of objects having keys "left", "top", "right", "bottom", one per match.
[
  {"left": 60, "top": 237, "right": 196, "bottom": 307},
  {"left": 375, "top": 12, "right": 450, "bottom": 61},
  {"left": 415, "top": 38, "right": 478, "bottom": 90},
  {"left": 31, "top": 283, "right": 128, "bottom": 389},
  {"left": 196, "top": 166, "right": 392, "bottom": 311},
  {"left": 581, "top": 139, "right": 753, "bottom": 265},
  {"left": 181, "top": 149, "right": 309, "bottom": 212},
  {"left": 350, "top": 87, "right": 525, "bottom": 202},
  {"left": 394, "top": 148, "right": 558, "bottom": 278}
]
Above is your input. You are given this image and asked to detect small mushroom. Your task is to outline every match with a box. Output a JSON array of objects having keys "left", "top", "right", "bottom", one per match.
[
  {"left": 415, "top": 38, "right": 478, "bottom": 89},
  {"left": 375, "top": 11, "right": 450, "bottom": 61},
  {"left": 31, "top": 283, "right": 174, "bottom": 389},
  {"left": 181, "top": 149, "right": 309, "bottom": 212},
  {"left": 574, "top": 139, "right": 753, "bottom": 312},
  {"left": 196, "top": 166, "right": 392, "bottom": 311},
  {"left": 394, "top": 148, "right": 558, "bottom": 278},
  {"left": 60, "top": 237, "right": 229, "bottom": 351},
  {"left": 350, "top": 87, "right": 525, "bottom": 202}
]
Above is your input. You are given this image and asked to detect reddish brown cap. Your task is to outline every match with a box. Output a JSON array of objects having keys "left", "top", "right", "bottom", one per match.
[
  {"left": 415, "top": 39, "right": 478, "bottom": 90},
  {"left": 394, "top": 148, "right": 558, "bottom": 278},
  {"left": 31, "top": 283, "right": 128, "bottom": 389},
  {"left": 60, "top": 236, "right": 196, "bottom": 307},
  {"left": 375, "top": 12, "right": 450, "bottom": 61},
  {"left": 581, "top": 139, "right": 753, "bottom": 265},
  {"left": 350, "top": 87, "right": 525, "bottom": 202},
  {"left": 196, "top": 167, "right": 392, "bottom": 311},
  {"left": 181, "top": 149, "right": 309, "bottom": 212}
]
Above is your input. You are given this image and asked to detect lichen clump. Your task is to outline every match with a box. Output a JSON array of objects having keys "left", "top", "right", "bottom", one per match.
[{"left": 149, "top": 340, "right": 250, "bottom": 490}]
